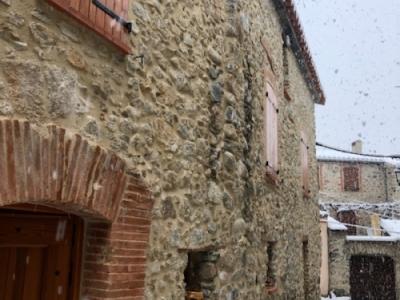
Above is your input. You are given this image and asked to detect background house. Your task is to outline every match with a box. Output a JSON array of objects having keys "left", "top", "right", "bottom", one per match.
[
  {"left": 318, "top": 141, "right": 400, "bottom": 299},
  {"left": 0, "top": 0, "right": 325, "bottom": 299}
]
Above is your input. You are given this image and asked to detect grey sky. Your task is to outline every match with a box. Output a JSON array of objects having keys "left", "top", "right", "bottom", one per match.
[{"left": 293, "top": 0, "right": 400, "bottom": 155}]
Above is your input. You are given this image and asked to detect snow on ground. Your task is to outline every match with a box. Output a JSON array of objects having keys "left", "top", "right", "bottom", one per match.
[{"left": 321, "top": 292, "right": 351, "bottom": 300}]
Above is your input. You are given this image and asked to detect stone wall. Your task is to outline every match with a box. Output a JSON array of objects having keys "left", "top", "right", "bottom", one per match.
[
  {"left": 319, "top": 161, "right": 399, "bottom": 203},
  {"left": 327, "top": 231, "right": 349, "bottom": 296},
  {"left": 0, "top": 0, "right": 321, "bottom": 299}
]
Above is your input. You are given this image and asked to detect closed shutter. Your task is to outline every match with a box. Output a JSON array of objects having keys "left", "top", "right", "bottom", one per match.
[
  {"left": 300, "top": 132, "right": 310, "bottom": 197},
  {"left": 264, "top": 80, "right": 279, "bottom": 183},
  {"left": 46, "top": 0, "right": 130, "bottom": 54},
  {"left": 343, "top": 166, "right": 360, "bottom": 191}
]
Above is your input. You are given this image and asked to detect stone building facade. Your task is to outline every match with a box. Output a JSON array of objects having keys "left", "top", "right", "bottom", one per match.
[
  {"left": 318, "top": 146, "right": 400, "bottom": 204},
  {"left": 318, "top": 144, "right": 400, "bottom": 298},
  {"left": 0, "top": 0, "right": 325, "bottom": 299}
]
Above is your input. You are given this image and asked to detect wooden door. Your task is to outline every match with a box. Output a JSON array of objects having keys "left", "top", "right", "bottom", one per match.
[
  {"left": 350, "top": 255, "right": 396, "bottom": 300},
  {"left": 0, "top": 208, "right": 83, "bottom": 300}
]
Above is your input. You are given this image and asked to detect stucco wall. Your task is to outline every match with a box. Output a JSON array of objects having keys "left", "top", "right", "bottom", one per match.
[{"left": 0, "top": 0, "right": 321, "bottom": 299}]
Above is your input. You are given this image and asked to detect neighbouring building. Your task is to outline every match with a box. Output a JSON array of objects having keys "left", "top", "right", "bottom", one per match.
[
  {"left": 318, "top": 142, "right": 400, "bottom": 299},
  {"left": 0, "top": 0, "right": 325, "bottom": 299}
]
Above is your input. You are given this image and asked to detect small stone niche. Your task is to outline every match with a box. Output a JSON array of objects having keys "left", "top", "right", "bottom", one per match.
[
  {"left": 184, "top": 251, "right": 219, "bottom": 300},
  {"left": 265, "top": 242, "right": 278, "bottom": 294}
]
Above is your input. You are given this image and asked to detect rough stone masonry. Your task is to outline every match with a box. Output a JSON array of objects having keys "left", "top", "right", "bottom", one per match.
[{"left": 0, "top": 0, "right": 324, "bottom": 299}]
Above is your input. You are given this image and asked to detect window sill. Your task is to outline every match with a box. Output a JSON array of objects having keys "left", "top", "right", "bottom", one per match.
[
  {"left": 185, "top": 291, "right": 204, "bottom": 300},
  {"left": 265, "top": 170, "right": 279, "bottom": 186},
  {"left": 284, "top": 87, "right": 292, "bottom": 101},
  {"left": 265, "top": 284, "right": 278, "bottom": 295}
]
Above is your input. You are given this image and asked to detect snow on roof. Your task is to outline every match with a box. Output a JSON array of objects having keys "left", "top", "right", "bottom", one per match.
[
  {"left": 322, "top": 202, "right": 400, "bottom": 214},
  {"left": 317, "top": 146, "right": 400, "bottom": 166},
  {"left": 346, "top": 236, "right": 400, "bottom": 242},
  {"left": 321, "top": 295, "right": 350, "bottom": 300},
  {"left": 320, "top": 210, "right": 328, "bottom": 218},
  {"left": 380, "top": 219, "right": 400, "bottom": 237},
  {"left": 327, "top": 216, "right": 347, "bottom": 231}
]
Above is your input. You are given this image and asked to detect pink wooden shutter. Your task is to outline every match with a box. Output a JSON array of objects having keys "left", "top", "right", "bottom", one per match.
[
  {"left": 46, "top": 0, "right": 131, "bottom": 54},
  {"left": 343, "top": 166, "right": 360, "bottom": 191},
  {"left": 264, "top": 81, "right": 279, "bottom": 183},
  {"left": 300, "top": 132, "right": 310, "bottom": 197}
]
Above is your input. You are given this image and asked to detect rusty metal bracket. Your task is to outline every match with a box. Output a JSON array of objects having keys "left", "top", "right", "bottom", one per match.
[
  {"left": 92, "top": 0, "right": 132, "bottom": 33},
  {"left": 132, "top": 54, "right": 144, "bottom": 66}
]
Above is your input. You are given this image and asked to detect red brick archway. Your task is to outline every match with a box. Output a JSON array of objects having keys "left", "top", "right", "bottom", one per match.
[{"left": 0, "top": 119, "right": 153, "bottom": 299}]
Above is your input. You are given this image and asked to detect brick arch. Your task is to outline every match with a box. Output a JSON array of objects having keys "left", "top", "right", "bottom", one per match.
[{"left": 0, "top": 119, "right": 154, "bottom": 299}]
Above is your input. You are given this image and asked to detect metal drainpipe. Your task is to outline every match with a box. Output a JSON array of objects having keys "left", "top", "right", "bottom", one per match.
[{"left": 383, "top": 163, "right": 389, "bottom": 202}]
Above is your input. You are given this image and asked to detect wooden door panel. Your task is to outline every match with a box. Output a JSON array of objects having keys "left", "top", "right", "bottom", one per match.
[
  {"left": 41, "top": 244, "right": 71, "bottom": 300},
  {"left": 14, "top": 248, "right": 28, "bottom": 300},
  {"left": 0, "top": 248, "right": 10, "bottom": 297},
  {"left": 0, "top": 247, "right": 16, "bottom": 300},
  {"left": 22, "top": 247, "right": 46, "bottom": 300},
  {"left": 3, "top": 248, "right": 17, "bottom": 300}
]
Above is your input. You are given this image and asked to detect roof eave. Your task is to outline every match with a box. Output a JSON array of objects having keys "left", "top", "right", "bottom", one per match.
[{"left": 272, "top": 0, "right": 326, "bottom": 105}]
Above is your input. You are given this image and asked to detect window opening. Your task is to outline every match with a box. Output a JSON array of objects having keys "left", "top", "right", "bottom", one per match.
[
  {"left": 265, "top": 242, "right": 278, "bottom": 294},
  {"left": 337, "top": 210, "right": 357, "bottom": 235},
  {"left": 184, "top": 251, "right": 218, "bottom": 300},
  {"left": 303, "top": 241, "right": 309, "bottom": 299},
  {"left": 301, "top": 132, "right": 310, "bottom": 197},
  {"left": 283, "top": 35, "right": 291, "bottom": 101}
]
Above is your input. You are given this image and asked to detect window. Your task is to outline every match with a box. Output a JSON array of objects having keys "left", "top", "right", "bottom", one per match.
[
  {"left": 282, "top": 35, "right": 292, "bottom": 101},
  {"left": 265, "top": 242, "right": 278, "bottom": 294},
  {"left": 263, "top": 70, "right": 279, "bottom": 183},
  {"left": 343, "top": 166, "right": 360, "bottom": 192},
  {"left": 300, "top": 132, "right": 310, "bottom": 197},
  {"left": 184, "top": 251, "right": 218, "bottom": 300},
  {"left": 46, "top": 0, "right": 131, "bottom": 53},
  {"left": 303, "top": 241, "right": 309, "bottom": 299},
  {"left": 337, "top": 210, "right": 357, "bottom": 235}
]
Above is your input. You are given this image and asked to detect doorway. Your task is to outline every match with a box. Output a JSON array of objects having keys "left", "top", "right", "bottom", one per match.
[
  {"left": 350, "top": 255, "right": 396, "bottom": 300},
  {"left": 0, "top": 205, "right": 83, "bottom": 300}
]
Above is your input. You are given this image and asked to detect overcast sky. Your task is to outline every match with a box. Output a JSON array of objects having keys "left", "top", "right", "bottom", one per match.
[{"left": 293, "top": 0, "right": 400, "bottom": 155}]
